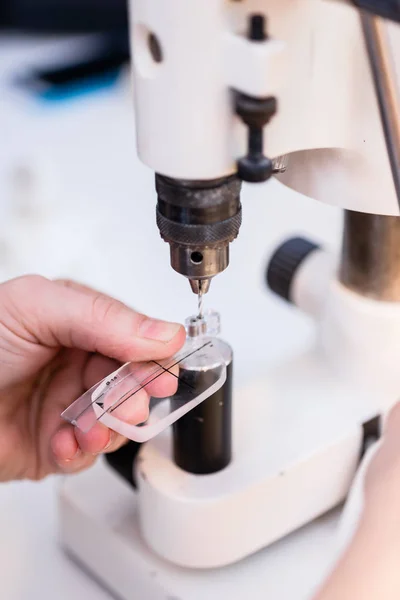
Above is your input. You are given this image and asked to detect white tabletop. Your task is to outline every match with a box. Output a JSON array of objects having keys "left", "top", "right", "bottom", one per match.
[{"left": 0, "top": 34, "right": 344, "bottom": 599}]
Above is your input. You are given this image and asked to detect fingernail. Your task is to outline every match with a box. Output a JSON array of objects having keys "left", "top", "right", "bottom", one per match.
[
  {"left": 104, "top": 431, "right": 115, "bottom": 452},
  {"left": 138, "top": 318, "right": 181, "bottom": 343},
  {"left": 62, "top": 447, "right": 81, "bottom": 464}
]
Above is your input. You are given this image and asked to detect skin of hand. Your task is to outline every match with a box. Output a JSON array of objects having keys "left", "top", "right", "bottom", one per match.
[
  {"left": 314, "top": 402, "right": 400, "bottom": 600},
  {"left": 0, "top": 275, "right": 185, "bottom": 482}
]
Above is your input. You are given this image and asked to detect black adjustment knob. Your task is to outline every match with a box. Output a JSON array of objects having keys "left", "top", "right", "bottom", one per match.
[
  {"left": 104, "top": 440, "right": 142, "bottom": 489},
  {"left": 266, "top": 237, "right": 320, "bottom": 302},
  {"left": 249, "top": 14, "right": 267, "bottom": 41},
  {"left": 236, "top": 94, "right": 277, "bottom": 183},
  {"left": 235, "top": 14, "right": 277, "bottom": 184}
]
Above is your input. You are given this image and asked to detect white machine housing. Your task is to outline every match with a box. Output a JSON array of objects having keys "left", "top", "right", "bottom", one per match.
[{"left": 130, "top": 0, "right": 398, "bottom": 214}]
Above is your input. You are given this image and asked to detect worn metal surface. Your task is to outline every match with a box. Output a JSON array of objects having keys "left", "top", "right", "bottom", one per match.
[
  {"left": 340, "top": 210, "right": 400, "bottom": 301},
  {"left": 155, "top": 175, "right": 242, "bottom": 292}
]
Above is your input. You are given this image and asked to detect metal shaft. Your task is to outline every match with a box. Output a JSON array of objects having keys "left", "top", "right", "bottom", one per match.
[
  {"left": 340, "top": 14, "right": 400, "bottom": 301},
  {"left": 361, "top": 13, "right": 400, "bottom": 210},
  {"left": 339, "top": 210, "right": 400, "bottom": 301}
]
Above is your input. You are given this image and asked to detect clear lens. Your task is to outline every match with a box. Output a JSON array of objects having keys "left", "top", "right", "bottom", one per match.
[{"left": 61, "top": 339, "right": 226, "bottom": 443}]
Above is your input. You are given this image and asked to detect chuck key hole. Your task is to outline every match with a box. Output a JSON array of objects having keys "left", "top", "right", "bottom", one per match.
[{"left": 191, "top": 252, "right": 204, "bottom": 265}]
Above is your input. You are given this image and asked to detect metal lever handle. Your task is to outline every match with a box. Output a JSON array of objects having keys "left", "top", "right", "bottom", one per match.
[
  {"left": 333, "top": 0, "right": 400, "bottom": 23},
  {"left": 361, "top": 13, "right": 400, "bottom": 211},
  {"left": 353, "top": 0, "right": 400, "bottom": 22}
]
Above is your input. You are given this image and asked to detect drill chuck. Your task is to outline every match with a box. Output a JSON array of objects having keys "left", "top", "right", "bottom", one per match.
[{"left": 155, "top": 175, "right": 242, "bottom": 293}]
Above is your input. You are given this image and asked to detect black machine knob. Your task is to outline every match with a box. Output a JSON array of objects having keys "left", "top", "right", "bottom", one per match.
[
  {"left": 266, "top": 237, "right": 320, "bottom": 302},
  {"left": 236, "top": 94, "right": 277, "bottom": 183},
  {"left": 235, "top": 14, "right": 277, "bottom": 184}
]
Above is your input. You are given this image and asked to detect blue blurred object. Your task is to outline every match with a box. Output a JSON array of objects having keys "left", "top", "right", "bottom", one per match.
[
  {"left": 16, "top": 33, "right": 129, "bottom": 104},
  {"left": 37, "top": 71, "right": 122, "bottom": 103}
]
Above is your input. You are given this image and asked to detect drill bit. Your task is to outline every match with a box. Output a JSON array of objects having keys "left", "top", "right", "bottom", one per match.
[{"left": 198, "top": 288, "right": 204, "bottom": 319}]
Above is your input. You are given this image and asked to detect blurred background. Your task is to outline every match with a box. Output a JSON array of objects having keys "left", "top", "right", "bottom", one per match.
[{"left": 0, "top": 3, "right": 341, "bottom": 598}]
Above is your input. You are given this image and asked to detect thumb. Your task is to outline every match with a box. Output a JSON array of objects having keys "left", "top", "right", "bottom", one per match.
[{"left": 1, "top": 275, "right": 185, "bottom": 363}]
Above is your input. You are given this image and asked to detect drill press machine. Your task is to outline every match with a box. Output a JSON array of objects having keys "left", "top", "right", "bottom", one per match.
[{"left": 60, "top": 1, "right": 400, "bottom": 598}]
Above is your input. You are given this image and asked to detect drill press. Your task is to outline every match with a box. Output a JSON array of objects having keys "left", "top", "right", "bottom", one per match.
[
  {"left": 59, "top": 1, "right": 400, "bottom": 598},
  {"left": 152, "top": 15, "right": 278, "bottom": 303}
]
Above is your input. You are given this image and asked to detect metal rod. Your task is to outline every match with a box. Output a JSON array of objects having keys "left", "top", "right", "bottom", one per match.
[
  {"left": 339, "top": 210, "right": 400, "bottom": 301},
  {"left": 361, "top": 13, "right": 400, "bottom": 210}
]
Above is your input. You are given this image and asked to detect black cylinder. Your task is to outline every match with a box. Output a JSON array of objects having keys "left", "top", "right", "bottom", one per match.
[{"left": 172, "top": 343, "right": 233, "bottom": 475}]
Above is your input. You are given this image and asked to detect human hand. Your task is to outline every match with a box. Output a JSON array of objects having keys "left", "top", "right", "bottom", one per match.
[
  {"left": 363, "top": 403, "right": 400, "bottom": 529},
  {"left": 314, "top": 403, "right": 400, "bottom": 600},
  {"left": 0, "top": 275, "right": 185, "bottom": 482}
]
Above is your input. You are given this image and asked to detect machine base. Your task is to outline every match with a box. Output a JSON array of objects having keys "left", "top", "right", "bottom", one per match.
[
  {"left": 60, "top": 460, "right": 342, "bottom": 600},
  {"left": 134, "top": 346, "right": 379, "bottom": 568},
  {"left": 59, "top": 344, "right": 385, "bottom": 596}
]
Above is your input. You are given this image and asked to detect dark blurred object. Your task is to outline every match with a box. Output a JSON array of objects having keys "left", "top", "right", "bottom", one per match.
[
  {"left": 16, "top": 33, "right": 130, "bottom": 101},
  {"left": 353, "top": 0, "right": 400, "bottom": 23},
  {"left": 2, "top": 0, "right": 398, "bottom": 35},
  {"left": 0, "top": 0, "right": 128, "bottom": 33}
]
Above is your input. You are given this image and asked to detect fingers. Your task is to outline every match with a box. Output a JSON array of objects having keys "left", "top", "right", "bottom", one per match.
[
  {"left": 51, "top": 425, "right": 80, "bottom": 463},
  {"left": 131, "top": 361, "right": 180, "bottom": 399},
  {"left": 34, "top": 349, "right": 120, "bottom": 471},
  {"left": 82, "top": 353, "right": 121, "bottom": 390},
  {"left": 75, "top": 427, "right": 128, "bottom": 456},
  {"left": 82, "top": 352, "right": 151, "bottom": 429},
  {"left": 84, "top": 358, "right": 178, "bottom": 431},
  {"left": 1, "top": 275, "right": 186, "bottom": 364},
  {"left": 35, "top": 349, "right": 105, "bottom": 470},
  {"left": 51, "top": 423, "right": 128, "bottom": 473},
  {"left": 55, "top": 279, "right": 106, "bottom": 298},
  {"left": 50, "top": 427, "right": 97, "bottom": 474},
  {"left": 51, "top": 351, "right": 151, "bottom": 468},
  {"left": 49, "top": 350, "right": 180, "bottom": 474},
  {"left": 384, "top": 401, "right": 400, "bottom": 437}
]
